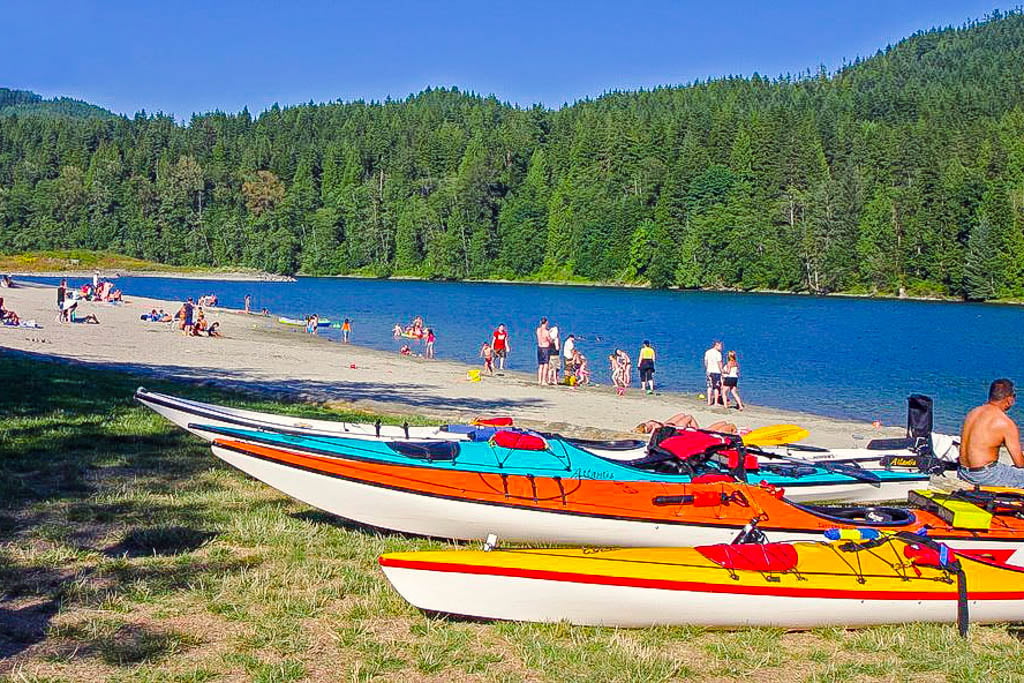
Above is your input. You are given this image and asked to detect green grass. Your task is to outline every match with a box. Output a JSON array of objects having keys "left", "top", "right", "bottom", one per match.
[
  {"left": 0, "top": 249, "right": 267, "bottom": 275},
  {"left": 2, "top": 353, "right": 1024, "bottom": 681}
]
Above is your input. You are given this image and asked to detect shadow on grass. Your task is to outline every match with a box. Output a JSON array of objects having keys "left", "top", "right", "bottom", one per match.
[
  {"left": 104, "top": 526, "right": 218, "bottom": 558},
  {"left": 4, "top": 347, "right": 549, "bottom": 413}
]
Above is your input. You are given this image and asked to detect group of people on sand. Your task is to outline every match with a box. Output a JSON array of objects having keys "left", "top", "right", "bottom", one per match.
[
  {"left": 173, "top": 297, "right": 220, "bottom": 337},
  {"left": 55, "top": 280, "right": 99, "bottom": 324},
  {"left": 533, "top": 318, "right": 592, "bottom": 387},
  {"left": 703, "top": 340, "right": 744, "bottom": 410}
]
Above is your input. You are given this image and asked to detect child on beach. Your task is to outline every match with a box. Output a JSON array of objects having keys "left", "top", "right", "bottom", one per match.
[
  {"left": 425, "top": 328, "right": 435, "bottom": 358},
  {"left": 399, "top": 344, "right": 412, "bottom": 356},
  {"left": 609, "top": 354, "right": 627, "bottom": 396},
  {"left": 576, "top": 354, "right": 591, "bottom": 386},
  {"left": 480, "top": 342, "right": 495, "bottom": 375},
  {"left": 341, "top": 318, "right": 351, "bottom": 343}
]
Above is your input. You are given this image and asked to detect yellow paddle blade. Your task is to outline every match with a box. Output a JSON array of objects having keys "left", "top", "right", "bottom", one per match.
[{"left": 742, "top": 424, "right": 810, "bottom": 447}]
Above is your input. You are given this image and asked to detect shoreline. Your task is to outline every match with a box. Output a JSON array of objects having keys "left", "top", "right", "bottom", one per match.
[
  {"left": 16, "top": 269, "right": 1021, "bottom": 306},
  {"left": 0, "top": 281, "right": 901, "bottom": 447},
  {"left": 9, "top": 269, "right": 295, "bottom": 282}
]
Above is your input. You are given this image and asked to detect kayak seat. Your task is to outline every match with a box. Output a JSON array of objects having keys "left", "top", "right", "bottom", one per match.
[
  {"left": 697, "top": 543, "right": 799, "bottom": 573},
  {"left": 658, "top": 434, "right": 758, "bottom": 471},
  {"left": 801, "top": 504, "right": 916, "bottom": 526},
  {"left": 387, "top": 441, "right": 460, "bottom": 461}
]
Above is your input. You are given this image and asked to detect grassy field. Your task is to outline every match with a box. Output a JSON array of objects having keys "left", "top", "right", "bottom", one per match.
[
  {"left": 0, "top": 251, "right": 195, "bottom": 274},
  {"left": 2, "top": 354, "right": 1024, "bottom": 682}
]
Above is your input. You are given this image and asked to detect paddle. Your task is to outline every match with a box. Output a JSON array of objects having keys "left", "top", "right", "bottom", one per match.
[
  {"left": 746, "top": 445, "right": 882, "bottom": 485},
  {"left": 742, "top": 424, "right": 810, "bottom": 448}
]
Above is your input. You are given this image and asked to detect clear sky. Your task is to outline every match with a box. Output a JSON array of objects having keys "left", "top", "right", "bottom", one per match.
[{"left": 2, "top": 0, "right": 1006, "bottom": 118}]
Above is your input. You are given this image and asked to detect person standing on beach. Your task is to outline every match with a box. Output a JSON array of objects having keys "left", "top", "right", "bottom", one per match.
[
  {"left": 638, "top": 340, "right": 656, "bottom": 394},
  {"left": 492, "top": 324, "right": 510, "bottom": 370},
  {"left": 722, "top": 350, "right": 744, "bottom": 410},
  {"left": 181, "top": 298, "right": 195, "bottom": 336},
  {"left": 562, "top": 334, "right": 576, "bottom": 380},
  {"left": 342, "top": 318, "right": 351, "bottom": 343},
  {"left": 244, "top": 294, "right": 251, "bottom": 314},
  {"left": 56, "top": 279, "right": 68, "bottom": 323},
  {"left": 616, "top": 349, "right": 632, "bottom": 389},
  {"left": 535, "top": 318, "right": 550, "bottom": 385},
  {"left": 547, "top": 322, "right": 561, "bottom": 385},
  {"left": 704, "top": 340, "right": 723, "bottom": 406},
  {"left": 425, "top": 328, "right": 435, "bottom": 358}
]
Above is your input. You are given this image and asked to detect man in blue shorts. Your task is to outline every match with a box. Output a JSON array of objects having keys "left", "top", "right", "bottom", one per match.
[{"left": 958, "top": 378, "right": 1024, "bottom": 488}]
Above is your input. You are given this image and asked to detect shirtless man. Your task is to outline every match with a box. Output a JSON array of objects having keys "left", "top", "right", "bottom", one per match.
[
  {"left": 958, "top": 378, "right": 1024, "bottom": 488},
  {"left": 535, "top": 318, "right": 550, "bottom": 385}
]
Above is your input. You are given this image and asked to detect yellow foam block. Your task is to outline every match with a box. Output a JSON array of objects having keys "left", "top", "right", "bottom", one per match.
[{"left": 909, "top": 489, "right": 993, "bottom": 530}]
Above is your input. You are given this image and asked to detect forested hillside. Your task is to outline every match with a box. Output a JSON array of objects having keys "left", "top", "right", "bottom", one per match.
[
  {"left": 0, "top": 88, "right": 116, "bottom": 120},
  {"left": 2, "top": 12, "right": 1024, "bottom": 298}
]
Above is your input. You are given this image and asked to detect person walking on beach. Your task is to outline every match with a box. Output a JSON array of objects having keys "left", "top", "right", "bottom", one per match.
[
  {"left": 535, "top": 318, "right": 551, "bottom": 385},
  {"left": 244, "top": 294, "right": 251, "bottom": 314},
  {"left": 609, "top": 353, "right": 627, "bottom": 396},
  {"left": 342, "top": 318, "right": 351, "bottom": 343},
  {"left": 492, "top": 324, "right": 510, "bottom": 370},
  {"left": 480, "top": 342, "right": 495, "bottom": 375},
  {"left": 425, "top": 328, "right": 435, "bottom": 359},
  {"left": 722, "top": 350, "right": 744, "bottom": 410},
  {"left": 704, "top": 340, "right": 723, "bottom": 406},
  {"left": 638, "top": 340, "right": 656, "bottom": 394},
  {"left": 958, "top": 378, "right": 1024, "bottom": 487}
]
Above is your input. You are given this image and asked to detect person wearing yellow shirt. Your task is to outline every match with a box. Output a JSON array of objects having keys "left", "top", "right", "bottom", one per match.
[{"left": 638, "top": 340, "right": 657, "bottom": 394}]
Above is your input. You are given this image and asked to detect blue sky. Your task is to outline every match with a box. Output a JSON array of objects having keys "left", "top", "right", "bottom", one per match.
[{"left": 2, "top": 0, "right": 1006, "bottom": 118}]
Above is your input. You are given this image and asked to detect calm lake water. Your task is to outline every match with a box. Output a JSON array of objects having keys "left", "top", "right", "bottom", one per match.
[{"left": 23, "top": 275, "right": 1018, "bottom": 431}]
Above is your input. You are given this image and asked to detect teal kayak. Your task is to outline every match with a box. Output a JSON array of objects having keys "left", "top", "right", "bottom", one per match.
[{"left": 191, "top": 424, "right": 928, "bottom": 503}]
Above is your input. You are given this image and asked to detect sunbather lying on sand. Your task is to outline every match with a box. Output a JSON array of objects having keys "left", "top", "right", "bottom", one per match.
[{"left": 633, "top": 412, "right": 737, "bottom": 435}]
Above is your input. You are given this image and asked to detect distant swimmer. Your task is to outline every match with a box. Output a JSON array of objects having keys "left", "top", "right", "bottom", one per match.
[{"left": 958, "top": 378, "right": 1024, "bottom": 487}]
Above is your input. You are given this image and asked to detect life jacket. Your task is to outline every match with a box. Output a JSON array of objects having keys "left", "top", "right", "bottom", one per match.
[{"left": 657, "top": 430, "right": 759, "bottom": 471}]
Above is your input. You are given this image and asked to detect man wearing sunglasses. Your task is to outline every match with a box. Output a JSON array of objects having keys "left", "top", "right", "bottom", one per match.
[{"left": 959, "top": 378, "right": 1024, "bottom": 487}]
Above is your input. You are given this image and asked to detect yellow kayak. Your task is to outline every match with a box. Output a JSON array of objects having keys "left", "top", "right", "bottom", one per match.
[{"left": 380, "top": 534, "right": 1024, "bottom": 629}]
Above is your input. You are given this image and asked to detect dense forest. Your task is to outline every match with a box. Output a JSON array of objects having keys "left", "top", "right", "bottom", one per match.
[{"left": 3, "top": 13, "right": 1024, "bottom": 298}]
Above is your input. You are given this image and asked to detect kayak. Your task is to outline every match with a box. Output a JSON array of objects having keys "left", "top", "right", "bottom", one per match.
[
  {"left": 134, "top": 387, "right": 475, "bottom": 441},
  {"left": 379, "top": 534, "right": 1024, "bottom": 629},
  {"left": 136, "top": 388, "right": 947, "bottom": 478},
  {"left": 197, "top": 424, "right": 929, "bottom": 503},
  {"left": 135, "top": 387, "right": 643, "bottom": 454},
  {"left": 210, "top": 437, "right": 1024, "bottom": 561}
]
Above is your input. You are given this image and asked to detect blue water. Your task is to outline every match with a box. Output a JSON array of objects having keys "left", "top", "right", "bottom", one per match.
[{"left": 23, "top": 275, "right": 1019, "bottom": 431}]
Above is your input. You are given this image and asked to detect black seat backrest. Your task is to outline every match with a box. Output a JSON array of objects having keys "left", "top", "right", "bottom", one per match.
[{"left": 387, "top": 441, "right": 460, "bottom": 461}]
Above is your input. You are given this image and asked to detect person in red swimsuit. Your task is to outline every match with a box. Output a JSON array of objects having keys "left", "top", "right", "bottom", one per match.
[{"left": 491, "top": 323, "right": 510, "bottom": 371}]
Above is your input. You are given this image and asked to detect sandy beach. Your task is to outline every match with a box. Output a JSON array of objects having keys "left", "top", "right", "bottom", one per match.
[{"left": 0, "top": 280, "right": 901, "bottom": 446}]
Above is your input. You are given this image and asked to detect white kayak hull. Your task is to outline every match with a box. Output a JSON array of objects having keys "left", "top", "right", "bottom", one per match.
[
  {"left": 208, "top": 443, "right": 1021, "bottom": 559},
  {"left": 136, "top": 387, "right": 460, "bottom": 442},
  {"left": 380, "top": 563, "right": 1023, "bottom": 629}
]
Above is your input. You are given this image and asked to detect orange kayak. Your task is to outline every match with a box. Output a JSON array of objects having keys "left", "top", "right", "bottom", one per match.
[{"left": 212, "top": 437, "right": 1024, "bottom": 564}]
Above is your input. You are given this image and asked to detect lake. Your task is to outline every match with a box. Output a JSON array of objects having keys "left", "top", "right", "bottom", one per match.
[{"left": 22, "top": 275, "right": 1016, "bottom": 431}]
